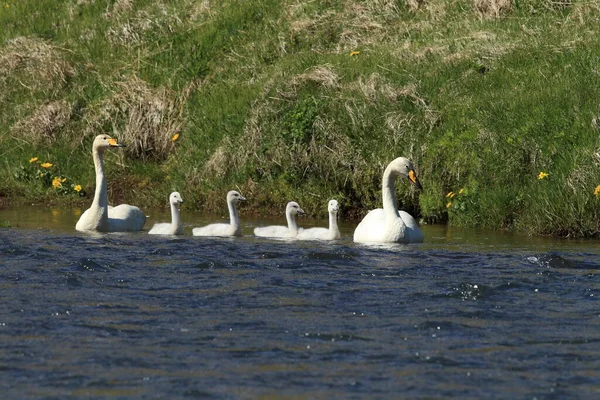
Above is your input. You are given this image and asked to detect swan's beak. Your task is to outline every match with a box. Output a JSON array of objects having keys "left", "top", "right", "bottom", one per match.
[
  {"left": 297, "top": 208, "right": 305, "bottom": 215},
  {"left": 108, "top": 138, "right": 125, "bottom": 147},
  {"left": 239, "top": 195, "right": 247, "bottom": 201},
  {"left": 408, "top": 170, "right": 423, "bottom": 190}
]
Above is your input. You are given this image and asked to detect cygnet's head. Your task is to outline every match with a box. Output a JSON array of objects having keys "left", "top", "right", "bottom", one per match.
[
  {"left": 328, "top": 199, "right": 339, "bottom": 213},
  {"left": 286, "top": 201, "right": 304, "bottom": 216},
  {"left": 227, "top": 190, "right": 246, "bottom": 203},
  {"left": 93, "top": 134, "right": 125, "bottom": 152},
  {"left": 169, "top": 192, "right": 184, "bottom": 205},
  {"left": 390, "top": 157, "right": 422, "bottom": 190}
]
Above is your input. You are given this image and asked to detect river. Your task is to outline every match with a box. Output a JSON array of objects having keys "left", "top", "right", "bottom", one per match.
[{"left": 0, "top": 206, "right": 599, "bottom": 398}]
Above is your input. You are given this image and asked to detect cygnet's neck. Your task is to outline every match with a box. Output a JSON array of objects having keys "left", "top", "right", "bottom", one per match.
[
  {"left": 170, "top": 202, "right": 182, "bottom": 231},
  {"left": 328, "top": 210, "right": 339, "bottom": 234},
  {"left": 228, "top": 199, "right": 241, "bottom": 232},
  {"left": 286, "top": 210, "right": 299, "bottom": 234},
  {"left": 382, "top": 165, "right": 401, "bottom": 220}
]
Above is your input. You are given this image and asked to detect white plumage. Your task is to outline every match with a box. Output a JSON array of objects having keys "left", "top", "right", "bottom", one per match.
[
  {"left": 296, "top": 199, "right": 341, "bottom": 241},
  {"left": 353, "top": 157, "right": 424, "bottom": 244},
  {"left": 76, "top": 135, "right": 146, "bottom": 232},
  {"left": 192, "top": 190, "right": 246, "bottom": 237},
  {"left": 148, "top": 192, "right": 184, "bottom": 235},
  {"left": 254, "top": 201, "right": 304, "bottom": 238}
]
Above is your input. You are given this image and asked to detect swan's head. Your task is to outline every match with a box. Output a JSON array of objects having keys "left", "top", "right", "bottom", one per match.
[
  {"left": 328, "top": 199, "right": 339, "bottom": 213},
  {"left": 227, "top": 190, "right": 246, "bottom": 203},
  {"left": 389, "top": 157, "right": 422, "bottom": 190},
  {"left": 286, "top": 201, "right": 304, "bottom": 216},
  {"left": 169, "top": 192, "right": 183, "bottom": 205},
  {"left": 93, "top": 134, "right": 125, "bottom": 152}
]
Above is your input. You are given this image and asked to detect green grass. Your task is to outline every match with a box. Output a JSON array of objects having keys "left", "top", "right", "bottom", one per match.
[{"left": 1, "top": 0, "right": 600, "bottom": 236}]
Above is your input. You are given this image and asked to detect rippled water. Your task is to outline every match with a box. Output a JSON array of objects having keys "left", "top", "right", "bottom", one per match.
[{"left": 1, "top": 207, "right": 599, "bottom": 398}]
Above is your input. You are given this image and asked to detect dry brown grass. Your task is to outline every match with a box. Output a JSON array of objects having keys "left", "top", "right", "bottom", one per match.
[
  {"left": 291, "top": 64, "right": 340, "bottom": 89},
  {"left": 473, "top": 0, "right": 512, "bottom": 18},
  {"left": 11, "top": 100, "right": 72, "bottom": 145},
  {"left": 85, "top": 76, "right": 193, "bottom": 160},
  {"left": 0, "top": 36, "right": 75, "bottom": 97}
]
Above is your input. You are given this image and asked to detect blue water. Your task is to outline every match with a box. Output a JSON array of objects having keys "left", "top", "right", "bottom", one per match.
[{"left": 0, "top": 208, "right": 599, "bottom": 399}]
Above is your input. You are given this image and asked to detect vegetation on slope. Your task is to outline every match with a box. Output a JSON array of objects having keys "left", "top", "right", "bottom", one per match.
[{"left": 1, "top": 0, "right": 600, "bottom": 236}]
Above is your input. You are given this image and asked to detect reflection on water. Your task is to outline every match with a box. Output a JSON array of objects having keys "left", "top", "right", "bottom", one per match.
[{"left": 0, "top": 205, "right": 599, "bottom": 398}]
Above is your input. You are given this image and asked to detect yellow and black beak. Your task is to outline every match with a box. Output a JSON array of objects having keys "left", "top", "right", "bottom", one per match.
[
  {"left": 408, "top": 169, "right": 423, "bottom": 190},
  {"left": 108, "top": 138, "right": 125, "bottom": 147}
]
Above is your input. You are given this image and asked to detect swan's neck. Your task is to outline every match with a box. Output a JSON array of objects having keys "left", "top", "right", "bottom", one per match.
[
  {"left": 91, "top": 148, "right": 108, "bottom": 213},
  {"left": 328, "top": 211, "right": 338, "bottom": 233},
  {"left": 382, "top": 165, "right": 400, "bottom": 220},
  {"left": 286, "top": 211, "right": 298, "bottom": 234},
  {"left": 170, "top": 202, "right": 181, "bottom": 230},
  {"left": 228, "top": 200, "right": 240, "bottom": 230}
]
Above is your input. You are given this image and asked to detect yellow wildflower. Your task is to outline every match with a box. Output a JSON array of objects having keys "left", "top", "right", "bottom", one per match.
[
  {"left": 29, "top": 157, "right": 38, "bottom": 163},
  {"left": 171, "top": 132, "right": 180, "bottom": 142},
  {"left": 446, "top": 191, "right": 455, "bottom": 198},
  {"left": 350, "top": 51, "right": 360, "bottom": 56},
  {"left": 458, "top": 188, "right": 465, "bottom": 194},
  {"left": 446, "top": 202, "right": 452, "bottom": 208},
  {"left": 594, "top": 185, "right": 600, "bottom": 198},
  {"left": 74, "top": 184, "right": 82, "bottom": 192},
  {"left": 538, "top": 172, "right": 549, "bottom": 180},
  {"left": 52, "top": 177, "right": 62, "bottom": 189},
  {"left": 40, "top": 162, "right": 53, "bottom": 168}
]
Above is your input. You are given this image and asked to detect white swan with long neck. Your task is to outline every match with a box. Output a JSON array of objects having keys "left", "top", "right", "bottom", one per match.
[
  {"left": 254, "top": 201, "right": 304, "bottom": 238},
  {"left": 192, "top": 190, "right": 246, "bottom": 237},
  {"left": 296, "top": 199, "right": 341, "bottom": 240},
  {"left": 148, "top": 192, "right": 184, "bottom": 235},
  {"left": 75, "top": 134, "right": 146, "bottom": 232},
  {"left": 353, "top": 157, "right": 424, "bottom": 243}
]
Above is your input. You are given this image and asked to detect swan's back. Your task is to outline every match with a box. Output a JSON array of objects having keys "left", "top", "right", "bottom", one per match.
[
  {"left": 253, "top": 225, "right": 295, "bottom": 238},
  {"left": 193, "top": 223, "right": 239, "bottom": 237},
  {"left": 296, "top": 227, "right": 333, "bottom": 240},
  {"left": 108, "top": 204, "right": 146, "bottom": 232},
  {"left": 149, "top": 222, "right": 182, "bottom": 235},
  {"left": 353, "top": 209, "right": 388, "bottom": 243}
]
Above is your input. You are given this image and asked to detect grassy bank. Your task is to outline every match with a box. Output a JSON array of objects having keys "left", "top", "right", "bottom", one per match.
[{"left": 1, "top": 0, "right": 600, "bottom": 236}]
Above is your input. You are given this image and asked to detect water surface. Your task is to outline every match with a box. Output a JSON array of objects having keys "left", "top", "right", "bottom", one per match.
[{"left": 0, "top": 206, "right": 599, "bottom": 398}]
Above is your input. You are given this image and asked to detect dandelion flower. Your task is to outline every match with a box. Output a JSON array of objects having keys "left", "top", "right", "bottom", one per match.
[
  {"left": 350, "top": 51, "right": 360, "bottom": 56},
  {"left": 40, "top": 162, "right": 53, "bottom": 168},
  {"left": 52, "top": 177, "right": 62, "bottom": 189},
  {"left": 594, "top": 185, "right": 600, "bottom": 198},
  {"left": 458, "top": 188, "right": 465, "bottom": 194},
  {"left": 446, "top": 202, "right": 452, "bottom": 208},
  {"left": 74, "top": 184, "right": 82, "bottom": 192},
  {"left": 538, "top": 172, "right": 549, "bottom": 180},
  {"left": 29, "top": 157, "right": 38, "bottom": 163},
  {"left": 171, "top": 133, "right": 180, "bottom": 142},
  {"left": 446, "top": 191, "right": 455, "bottom": 198}
]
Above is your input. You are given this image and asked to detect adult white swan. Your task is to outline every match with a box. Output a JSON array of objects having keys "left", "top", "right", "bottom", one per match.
[
  {"left": 148, "top": 192, "right": 184, "bottom": 235},
  {"left": 296, "top": 199, "right": 341, "bottom": 241},
  {"left": 75, "top": 134, "right": 146, "bottom": 232},
  {"left": 353, "top": 157, "right": 424, "bottom": 244},
  {"left": 254, "top": 201, "right": 304, "bottom": 238},
  {"left": 192, "top": 190, "right": 246, "bottom": 237}
]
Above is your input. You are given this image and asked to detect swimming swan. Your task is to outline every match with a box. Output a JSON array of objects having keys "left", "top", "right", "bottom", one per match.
[
  {"left": 148, "top": 192, "right": 184, "bottom": 235},
  {"left": 192, "top": 190, "right": 246, "bottom": 237},
  {"left": 254, "top": 201, "right": 304, "bottom": 238},
  {"left": 75, "top": 135, "right": 146, "bottom": 232},
  {"left": 296, "top": 199, "right": 341, "bottom": 241},
  {"left": 353, "top": 157, "right": 424, "bottom": 244}
]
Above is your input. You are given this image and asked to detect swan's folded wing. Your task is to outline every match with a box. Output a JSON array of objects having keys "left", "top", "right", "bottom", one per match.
[
  {"left": 296, "top": 227, "right": 331, "bottom": 240},
  {"left": 254, "top": 225, "right": 293, "bottom": 238},
  {"left": 193, "top": 223, "right": 233, "bottom": 237},
  {"left": 353, "top": 208, "right": 385, "bottom": 242},
  {"left": 108, "top": 204, "right": 146, "bottom": 231}
]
